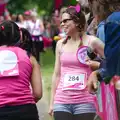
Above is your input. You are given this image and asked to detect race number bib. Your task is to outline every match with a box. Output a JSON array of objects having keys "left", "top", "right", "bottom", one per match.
[
  {"left": 0, "top": 50, "right": 19, "bottom": 77},
  {"left": 77, "top": 46, "right": 88, "bottom": 65},
  {"left": 62, "top": 73, "right": 86, "bottom": 90}
]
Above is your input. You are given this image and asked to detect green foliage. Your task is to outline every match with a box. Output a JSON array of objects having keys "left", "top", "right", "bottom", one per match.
[
  {"left": 7, "top": 0, "right": 29, "bottom": 14},
  {"left": 63, "top": 0, "right": 77, "bottom": 6},
  {"left": 7, "top": 0, "right": 78, "bottom": 15},
  {"left": 7, "top": 0, "right": 54, "bottom": 15}
]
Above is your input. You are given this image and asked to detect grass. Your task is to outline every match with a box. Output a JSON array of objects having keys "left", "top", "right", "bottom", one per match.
[
  {"left": 40, "top": 48, "right": 55, "bottom": 103},
  {"left": 40, "top": 48, "right": 55, "bottom": 120}
]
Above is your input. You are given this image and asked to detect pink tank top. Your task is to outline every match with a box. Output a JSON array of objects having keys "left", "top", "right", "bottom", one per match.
[
  {"left": 0, "top": 46, "right": 35, "bottom": 107},
  {"left": 54, "top": 45, "right": 96, "bottom": 104}
]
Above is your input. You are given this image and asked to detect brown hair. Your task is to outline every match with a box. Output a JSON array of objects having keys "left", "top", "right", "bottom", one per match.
[
  {"left": 88, "top": 0, "right": 120, "bottom": 22},
  {"left": 62, "top": 5, "right": 86, "bottom": 45}
]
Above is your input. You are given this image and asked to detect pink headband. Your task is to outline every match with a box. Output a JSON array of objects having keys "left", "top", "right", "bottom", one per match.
[{"left": 69, "top": 4, "right": 81, "bottom": 13}]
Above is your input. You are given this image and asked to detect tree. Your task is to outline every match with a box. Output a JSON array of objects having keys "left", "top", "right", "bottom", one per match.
[
  {"left": 7, "top": 0, "right": 54, "bottom": 15},
  {"left": 7, "top": 0, "right": 77, "bottom": 15}
]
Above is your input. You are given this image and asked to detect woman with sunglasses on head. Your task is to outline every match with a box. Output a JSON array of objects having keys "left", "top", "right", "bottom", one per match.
[
  {"left": 48, "top": 4, "right": 104, "bottom": 120},
  {"left": 0, "top": 20, "right": 42, "bottom": 120}
]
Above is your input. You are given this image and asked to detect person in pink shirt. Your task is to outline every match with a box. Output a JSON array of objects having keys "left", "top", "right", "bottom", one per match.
[
  {"left": 0, "top": 20, "right": 42, "bottom": 120},
  {"left": 49, "top": 4, "right": 104, "bottom": 120}
]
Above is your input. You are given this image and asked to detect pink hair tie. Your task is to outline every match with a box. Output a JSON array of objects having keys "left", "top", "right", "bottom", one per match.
[
  {"left": 69, "top": 4, "right": 81, "bottom": 13},
  {"left": 1, "top": 26, "right": 4, "bottom": 30}
]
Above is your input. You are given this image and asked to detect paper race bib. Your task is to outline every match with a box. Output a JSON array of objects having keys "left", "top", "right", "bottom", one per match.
[
  {"left": 0, "top": 50, "right": 19, "bottom": 77},
  {"left": 77, "top": 46, "right": 88, "bottom": 65},
  {"left": 62, "top": 73, "right": 87, "bottom": 90}
]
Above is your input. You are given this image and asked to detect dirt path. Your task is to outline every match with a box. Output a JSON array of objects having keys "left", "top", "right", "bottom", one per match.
[
  {"left": 36, "top": 80, "right": 52, "bottom": 120},
  {"left": 37, "top": 98, "right": 50, "bottom": 120}
]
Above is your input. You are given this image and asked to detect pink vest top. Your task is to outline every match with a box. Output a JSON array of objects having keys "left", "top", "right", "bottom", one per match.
[
  {"left": 54, "top": 45, "right": 96, "bottom": 104},
  {"left": 0, "top": 46, "right": 35, "bottom": 107}
]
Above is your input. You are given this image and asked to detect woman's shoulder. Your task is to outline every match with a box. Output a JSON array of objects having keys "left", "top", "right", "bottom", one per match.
[
  {"left": 30, "top": 55, "right": 38, "bottom": 67},
  {"left": 14, "top": 47, "right": 27, "bottom": 53},
  {"left": 57, "top": 38, "right": 65, "bottom": 45},
  {"left": 14, "top": 47, "right": 31, "bottom": 59},
  {"left": 86, "top": 35, "right": 104, "bottom": 48},
  {"left": 87, "top": 35, "right": 100, "bottom": 42},
  {"left": 56, "top": 38, "right": 66, "bottom": 47},
  {"left": 56, "top": 38, "right": 66, "bottom": 52}
]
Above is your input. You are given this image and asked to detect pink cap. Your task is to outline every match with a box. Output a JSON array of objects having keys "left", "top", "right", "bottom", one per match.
[{"left": 24, "top": 10, "right": 31, "bottom": 15}]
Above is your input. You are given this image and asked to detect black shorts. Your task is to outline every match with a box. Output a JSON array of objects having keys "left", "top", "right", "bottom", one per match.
[
  {"left": 0, "top": 104, "right": 39, "bottom": 120},
  {"left": 32, "top": 35, "right": 44, "bottom": 52}
]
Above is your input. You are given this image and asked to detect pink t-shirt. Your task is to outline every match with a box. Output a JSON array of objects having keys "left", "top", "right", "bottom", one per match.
[
  {"left": 54, "top": 46, "right": 96, "bottom": 104},
  {"left": 0, "top": 46, "right": 35, "bottom": 107}
]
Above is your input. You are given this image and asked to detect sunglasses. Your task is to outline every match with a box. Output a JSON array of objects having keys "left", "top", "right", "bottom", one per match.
[{"left": 60, "top": 19, "right": 72, "bottom": 25}]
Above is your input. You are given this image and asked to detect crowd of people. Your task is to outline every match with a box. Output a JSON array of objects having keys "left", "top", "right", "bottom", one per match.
[
  {"left": 0, "top": 8, "right": 65, "bottom": 62},
  {"left": 0, "top": 0, "right": 120, "bottom": 120}
]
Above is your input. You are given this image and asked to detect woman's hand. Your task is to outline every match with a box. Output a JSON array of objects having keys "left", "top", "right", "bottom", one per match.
[
  {"left": 87, "top": 71, "right": 99, "bottom": 93},
  {"left": 48, "top": 104, "right": 54, "bottom": 116},
  {"left": 85, "top": 57, "right": 100, "bottom": 70}
]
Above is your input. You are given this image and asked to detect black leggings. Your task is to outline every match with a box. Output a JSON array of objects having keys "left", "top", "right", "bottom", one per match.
[
  {"left": 33, "top": 41, "right": 44, "bottom": 62},
  {"left": 0, "top": 104, "right": 39, "bottom": 120},
  {"left": 54, "top": 111, "right": 96, "bottom": 120}
]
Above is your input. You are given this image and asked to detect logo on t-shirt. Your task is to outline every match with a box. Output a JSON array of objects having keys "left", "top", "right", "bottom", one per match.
[
  {"left": 77, "top": 46, "right": 88, "bottom": 65},
  {"left": 0, "top": 50, "right": 19, "bottom": 77}
]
